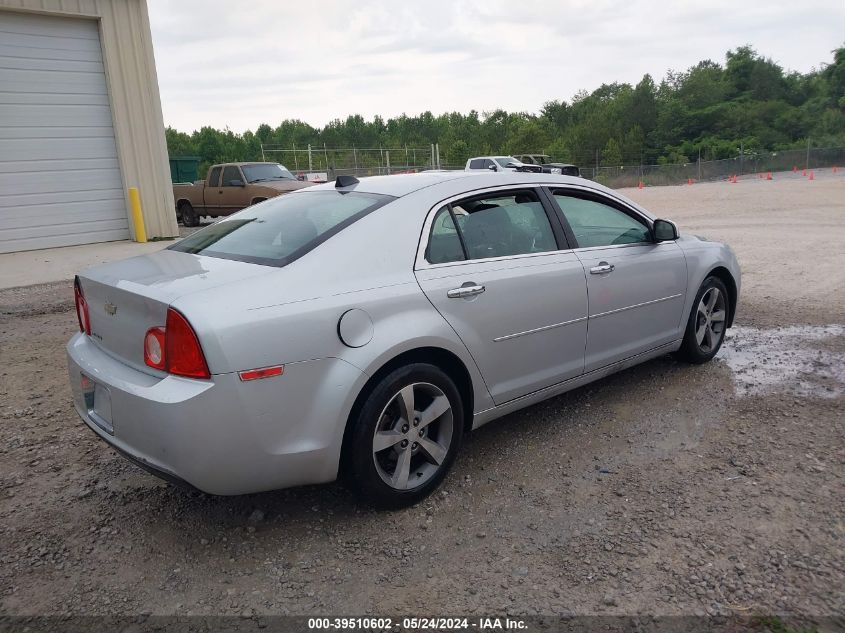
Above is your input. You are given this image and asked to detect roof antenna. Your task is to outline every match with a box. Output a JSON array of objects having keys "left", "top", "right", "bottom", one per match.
[{"left": 335, "top": 175, "right": 359, "bottom": 188}]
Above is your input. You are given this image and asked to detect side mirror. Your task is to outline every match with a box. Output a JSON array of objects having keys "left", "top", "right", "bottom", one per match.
[
  {"left": 228, "top": 179, "right": 245, "bottom": 187},
  {"left": 487, "top": 164, "right": 498, "bottom": 172},
  {"left": 653, "top": 219, "right": 679, "bottom": 241}
]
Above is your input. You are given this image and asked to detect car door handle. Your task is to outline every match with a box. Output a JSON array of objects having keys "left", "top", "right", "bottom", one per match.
[
  {"left": 447, "top": 284, "right": 486, "bottom": 298},
  {"left": 590, "top": 262, "right": 615, "bottom": 274}
]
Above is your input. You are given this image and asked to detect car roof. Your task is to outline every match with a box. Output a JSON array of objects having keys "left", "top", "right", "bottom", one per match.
[{"left": 301, "top": 171, "right": 622, "bottom": 200}]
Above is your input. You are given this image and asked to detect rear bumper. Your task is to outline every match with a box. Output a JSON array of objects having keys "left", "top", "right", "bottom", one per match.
[{"left": 67, "top": 333, "right": 367, "bottom": 495}]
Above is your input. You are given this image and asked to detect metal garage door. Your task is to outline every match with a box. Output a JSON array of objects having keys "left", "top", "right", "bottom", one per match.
[{"left": 0, "top": 11, "right": 130, "bottom": 254}]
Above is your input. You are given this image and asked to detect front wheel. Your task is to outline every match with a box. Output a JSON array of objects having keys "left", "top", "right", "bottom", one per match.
[
  {"left": 674, "top": 276, "right": 730, "bottom": 364},
  {"left": 346, "top": 364, "right": 463, "bottom": 509}
]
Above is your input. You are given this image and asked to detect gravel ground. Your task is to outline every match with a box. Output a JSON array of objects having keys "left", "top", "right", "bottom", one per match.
[{"left": 0, "top": 174, "right": 843, "bottom": 625}]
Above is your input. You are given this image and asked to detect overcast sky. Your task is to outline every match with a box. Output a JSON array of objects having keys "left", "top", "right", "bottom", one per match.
[{"left": 148, "top": 0, "right": 844, "bottom": 133}]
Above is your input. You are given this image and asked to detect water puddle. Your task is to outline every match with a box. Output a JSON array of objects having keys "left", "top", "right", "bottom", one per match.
[{"left": 718, "top": 324, "right": 845, "bottom": 398}]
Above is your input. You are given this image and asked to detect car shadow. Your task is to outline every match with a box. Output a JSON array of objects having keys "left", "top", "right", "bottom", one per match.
[{"left": 101, "top": 352, "right": 732, "bottom": 537}]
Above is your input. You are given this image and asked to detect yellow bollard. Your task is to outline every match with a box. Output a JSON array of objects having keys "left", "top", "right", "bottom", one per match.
[{"left": 128, "top": 187, "right": 147, "bottom": 243}]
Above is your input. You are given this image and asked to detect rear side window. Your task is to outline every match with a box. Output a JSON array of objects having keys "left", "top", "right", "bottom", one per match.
[
  {"left": 425, "top": 190, "right": 558, "bottom": 263},
  {"left": 170, "top": 191, "right": 393, "bottom": 267},
  {"left": 469, "top": 159, "right": 484, "bottom": 169},
  {"left": 426, "top": 207, "right": 465, "bottom": 264},
  {"left": 207, "top": 166, "right": 222, "bottom": 187}
]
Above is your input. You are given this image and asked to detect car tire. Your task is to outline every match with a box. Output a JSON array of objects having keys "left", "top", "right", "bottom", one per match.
[
  {"left": 180, "top": 202, "right": 199, "bottom": 227},
  {"left": 674, "top": 276, "right": 730, "bottom": 364},
  {"left": 346, "top": 363, "right": 463, "bottom": 509}
]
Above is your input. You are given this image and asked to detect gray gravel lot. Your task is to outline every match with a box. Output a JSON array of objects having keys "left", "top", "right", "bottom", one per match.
[{"left": 0, "top": 174, "right": 843, "bottom": 624}]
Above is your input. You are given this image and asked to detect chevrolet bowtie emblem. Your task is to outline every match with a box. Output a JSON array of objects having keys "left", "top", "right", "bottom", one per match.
[{"left": 104, "top": 302, "right": 117, "bottom": 316}]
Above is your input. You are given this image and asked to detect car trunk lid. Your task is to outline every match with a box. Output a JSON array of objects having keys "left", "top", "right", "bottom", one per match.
[{"left": 77, "top": 249, "right": 275, "bottom": 373}]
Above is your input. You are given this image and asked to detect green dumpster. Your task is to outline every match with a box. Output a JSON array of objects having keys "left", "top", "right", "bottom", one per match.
[{"left": 169, "top": 156, "right": 201, "bottom": 184}]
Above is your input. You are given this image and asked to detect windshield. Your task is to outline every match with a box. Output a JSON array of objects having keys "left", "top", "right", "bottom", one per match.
[
  {"left": 495, "top": 157, "right": 521, "bottom": 167},
  {"left": 169, "top": 191, "right": 393, "bottom": 267},
  {"left": 241, "top": 163, "right": 296, "bottom": 183}
]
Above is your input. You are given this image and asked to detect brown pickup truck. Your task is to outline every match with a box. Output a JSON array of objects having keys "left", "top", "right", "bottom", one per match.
[{"left": 173, "top": 162, "right": 313, "bottom": 226}]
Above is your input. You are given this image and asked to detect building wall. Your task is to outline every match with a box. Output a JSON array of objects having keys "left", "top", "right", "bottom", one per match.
[{"left": 0, "top": 0, "right": 178, "bottom": 240}]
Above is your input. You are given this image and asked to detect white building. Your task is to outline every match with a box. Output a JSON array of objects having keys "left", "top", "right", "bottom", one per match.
[{"left": 0, "top": 0, "right": 177, "bottom": 253}]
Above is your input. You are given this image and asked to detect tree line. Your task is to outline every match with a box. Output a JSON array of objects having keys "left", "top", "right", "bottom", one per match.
[{"left": 165, "top": 45, "right": 845, "bottom": 175}]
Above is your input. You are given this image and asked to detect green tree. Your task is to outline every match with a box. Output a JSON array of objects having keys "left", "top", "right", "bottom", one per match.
[
  {"left": 601, "top": 138, "right": 623, "bottom": 166},
  {"left": 165, "top": 46, "right": 845, "bottom": 172}
]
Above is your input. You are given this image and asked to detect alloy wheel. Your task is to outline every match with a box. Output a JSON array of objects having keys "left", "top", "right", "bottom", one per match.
[
  {"left": 372, "top": 382, "right": 453, "bottom": 490},
  {"left": 695, "top": 287, "right": 727, "bottom": 353}
]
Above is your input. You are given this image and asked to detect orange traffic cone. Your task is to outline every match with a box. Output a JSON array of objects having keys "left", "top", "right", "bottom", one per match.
[
  {"left": 802, "top": 168, "right": 807, "bottom": 176},
  {"left": 766, "top": 172, "right": 772, "bottom": 180},
  {"left": 809, "top": 171, "right": 815, "bottom": 180},
  {"left": 638, "top": 181, "right": 644, "bottom": 189},
  {"left": 687, "top": 178, "right": 694, "bottom": 185},
  {"left": 834, "top": 165, "right": 839, "bottom": 173},
  {"left": 792, "top": 165, "right": 798, "bottom": 173}
]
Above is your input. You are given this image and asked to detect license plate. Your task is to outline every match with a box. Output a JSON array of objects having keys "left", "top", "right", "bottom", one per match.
[{"left": 81, "top": 374, "right": 114, "bottom": 434}]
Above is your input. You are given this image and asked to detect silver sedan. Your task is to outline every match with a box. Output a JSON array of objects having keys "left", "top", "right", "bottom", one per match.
[{"left": 67, "top": 172, "right": 740, "bottom": 508}]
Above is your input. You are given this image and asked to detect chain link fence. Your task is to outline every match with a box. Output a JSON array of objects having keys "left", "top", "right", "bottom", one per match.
[
  {"left": 258, "top": 144, "right": 845, "bottom": 187},
  {"left": 583, "top": 146, "right": 845, "bottom": 188},
  {"left": 260, "top": 145, "right": 435, "bottom": 180}
]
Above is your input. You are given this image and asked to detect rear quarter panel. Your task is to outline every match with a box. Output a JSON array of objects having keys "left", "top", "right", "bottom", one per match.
[{"left": 172, "top": 182, "right": 206, "bottom": 208}]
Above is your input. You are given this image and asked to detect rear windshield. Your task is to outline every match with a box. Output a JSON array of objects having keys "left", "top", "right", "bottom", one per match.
[{"left": 169, "top": 191, "right": 393, "bottom": 267}]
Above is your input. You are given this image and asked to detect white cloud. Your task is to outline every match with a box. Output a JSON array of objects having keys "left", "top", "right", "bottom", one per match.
[{"left": 148, "top": 0, "right": 845, "bottom": 132}]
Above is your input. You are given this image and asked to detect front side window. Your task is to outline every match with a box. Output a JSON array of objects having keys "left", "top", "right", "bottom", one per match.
[
  {"left": 494, "top": 157, "right": 518, "bottom": 168},
  {"left": 221, "top": 165, "right": 242, "bottom": 187},
  {"left": 553, "top": 192, "right": 650, "bottom": 248},
  {"left": 170, "top": 191, "right": 392, "bottom": 267},
  {"left": 425, "top": 190, "right": 558, "bottom": 264},
  {"left": 207, "top": 166, "right": 222, "bottom": 187}
]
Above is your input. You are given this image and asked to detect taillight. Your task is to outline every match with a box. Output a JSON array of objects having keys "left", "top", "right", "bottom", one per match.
[
  {"left": 166, "top": 308, "right": 210, "bottom": 378},
  {"left": 143, "top": 308, "right": 210, "bottom": 379},
  {"left": 74, "top": 277, "right": 90, "bottom": 335}
]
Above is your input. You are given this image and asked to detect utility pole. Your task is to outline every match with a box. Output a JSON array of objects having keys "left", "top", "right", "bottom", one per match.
[
  {"left": 307, "top": 144, "right": 313, "bottom": 172},
  {"left": 435, "top": 144, "right": 441, "bottom": 169},
  {"left": 261, "top": 143, "right": 265, "bottom": 162},
  {"left": 640, "top": 150, "right": 644, "bottom": 184},
  {"left": 697, "top": 147, "right": 701, "bottom": 181},
  {"left": 386, "top": 150, "right": 391, "bottom": 174},
  {"left": 806, "top": 137, "right": 811, "bottom": 171},
  {"left": 739, "top": 141, "right": 743, "bottom": 176},
  {"left": 595, "top": 149, "right": 599, "bottom": 178}
]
